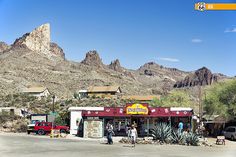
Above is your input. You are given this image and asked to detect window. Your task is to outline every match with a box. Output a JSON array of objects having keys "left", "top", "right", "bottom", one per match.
[
  {"left": 226, "top": 128, "right": 235, "bottom": 132},
  {"left": 38, "top": 123, "right": 43, "bottom": 126}
]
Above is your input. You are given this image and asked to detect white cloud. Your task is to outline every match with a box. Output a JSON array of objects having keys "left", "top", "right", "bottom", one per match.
[
  {"left": 224, "top": 28, "right": 236, "bottom": 33},
  {"left": 158, "top": 57, "right": 180, "bottom": 62},
  {"left": 191, "top": 38, "right": 202, "bottom": 43}
]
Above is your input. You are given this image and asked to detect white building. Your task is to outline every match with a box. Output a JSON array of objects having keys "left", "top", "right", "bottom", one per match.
[
  {"left": 23, "top": 86, "right": 50, "bottom": 98},
  {"left": 0, "top": 107, "right": 28, "bottom": 117},
  {"left": 68, "top": 107, "right": 104, "bottom": 135}
]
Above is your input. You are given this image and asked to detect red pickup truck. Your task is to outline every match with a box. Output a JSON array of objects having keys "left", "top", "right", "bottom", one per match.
[{"left": 34, "top": 122, "right": 69, "bottom": 135}]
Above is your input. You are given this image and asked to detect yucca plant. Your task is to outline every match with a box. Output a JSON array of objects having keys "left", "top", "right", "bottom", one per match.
[
  {"left": 151, "top": 123, "right": 172, "bottom": 143},
  {"left": 170, "top": 129, "right": 186, "bottom": 145},
  {"left": 185, "top": 132, "right": 199, "bottom": 146}
]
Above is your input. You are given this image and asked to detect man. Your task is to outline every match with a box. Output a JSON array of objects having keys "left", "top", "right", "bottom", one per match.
[
  {"left": 178, "top": 121, "right": 184, "bottom": 132},
  {"left": 106, "top": 121, "right": 114, "bottom": 144}
]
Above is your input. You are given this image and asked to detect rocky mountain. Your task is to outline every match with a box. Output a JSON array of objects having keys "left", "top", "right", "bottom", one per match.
[
  {"left": 12, "top": 23, "right": 65, "bottom": 60},
  {"left": 174, "top": 67, "right": 218, "bottom": 88},
  {"left": 108, "top": 59, "right": 123, "bottom": 72},
  {"left": 0, "top": 42, "right": 10, "bottom": 54},
  {"left": 81, "top": 50, "right": 104, "bottom": 68},
  {"left": 0, "top": 23, "right": 228, "bottom": 98}
]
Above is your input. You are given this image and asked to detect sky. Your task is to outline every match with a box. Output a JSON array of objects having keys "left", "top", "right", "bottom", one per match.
[{"left": 0, "top": 0, "right": 236, "bottom": 76}]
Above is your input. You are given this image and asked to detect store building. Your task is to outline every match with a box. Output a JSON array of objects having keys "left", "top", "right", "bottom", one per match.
[{"left": 69, "top": 104, "right": 193, "bottom": 138}]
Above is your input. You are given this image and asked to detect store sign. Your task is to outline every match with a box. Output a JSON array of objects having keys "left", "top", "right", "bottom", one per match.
[
  {"left": 126, "top": 104, "right": 149, "bottom": 115},
  {"left": 87, "top": 117, "right": 99, "bottom": 120}
]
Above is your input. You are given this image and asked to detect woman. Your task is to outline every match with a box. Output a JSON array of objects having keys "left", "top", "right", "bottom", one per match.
[{"left": 130, "top": 125, "right": 137, "bottom": 147}]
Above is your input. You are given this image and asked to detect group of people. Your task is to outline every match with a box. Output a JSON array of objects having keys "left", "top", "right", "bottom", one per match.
[{"left": 106, "top": 121, "right": 137, "bottom": 146}]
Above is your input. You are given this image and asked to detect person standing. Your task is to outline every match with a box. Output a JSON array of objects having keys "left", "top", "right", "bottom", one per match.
[
  {"left": 106, "top": 122, "right": 114, "bottom": 144},
  {"left": 178, "top": 121, "right": 184, "bottom": 132},
  {"left": 130, "top": 125, "right": 137, "bottom": 147}
]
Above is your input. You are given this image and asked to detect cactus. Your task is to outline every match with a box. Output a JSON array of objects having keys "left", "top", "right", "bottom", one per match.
[{"left": 151, "top": 123, "right": 172, "bottom": 143}]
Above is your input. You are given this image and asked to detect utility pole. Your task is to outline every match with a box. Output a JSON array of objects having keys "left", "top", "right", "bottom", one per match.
[
  {"left": 198, "top": 85, "right": 202, "bottom": 122},
  {"left": 52, "top": 95, "right": 55, "bottom": 113}
]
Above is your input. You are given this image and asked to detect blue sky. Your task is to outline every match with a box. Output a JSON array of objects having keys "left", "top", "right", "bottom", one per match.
[{"left": 0, "top": 0, "right": 235, "bottom": 76}]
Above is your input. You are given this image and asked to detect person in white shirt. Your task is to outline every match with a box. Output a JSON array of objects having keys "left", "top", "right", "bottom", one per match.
[{"left": 130, "top": 125, "right": 137, "bottom": 147}]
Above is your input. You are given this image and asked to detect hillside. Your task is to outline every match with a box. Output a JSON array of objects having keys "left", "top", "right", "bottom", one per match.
[{"left": 0, "top": 24, "right": 228, "bottom": 98}]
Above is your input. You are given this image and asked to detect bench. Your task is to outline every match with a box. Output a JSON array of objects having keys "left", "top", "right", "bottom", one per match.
[{"left": 216, "top": 136, "right": 225, "bottom": 145}]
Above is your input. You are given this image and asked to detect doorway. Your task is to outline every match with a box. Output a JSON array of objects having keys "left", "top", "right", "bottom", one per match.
[{"left": 131, "top": 117, "right": 148, "bottom": 136}]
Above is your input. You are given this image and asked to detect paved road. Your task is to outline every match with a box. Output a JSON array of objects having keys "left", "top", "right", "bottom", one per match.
[{"left": 0, "top": 134, "right": 236, "bottom": 157}]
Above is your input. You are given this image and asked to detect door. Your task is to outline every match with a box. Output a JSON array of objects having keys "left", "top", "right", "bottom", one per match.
[{"left": 225, "top": 127, "right": 234, "bottom": 138}]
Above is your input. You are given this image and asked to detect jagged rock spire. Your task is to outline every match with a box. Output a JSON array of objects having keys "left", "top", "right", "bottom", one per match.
[{"left": 81, "top": 50, "right": 104, "bottom": 67}]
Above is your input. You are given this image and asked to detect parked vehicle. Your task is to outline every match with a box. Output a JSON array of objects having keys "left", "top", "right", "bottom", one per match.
[
  {"left": 34, "top": 122, "right": 69, "bottom": 135},
  {"left": 222, "top": 126, "right": 236, "bottom": 141},
  {"left": 27, "top": 114, "right": 55, "bottom": 134}
]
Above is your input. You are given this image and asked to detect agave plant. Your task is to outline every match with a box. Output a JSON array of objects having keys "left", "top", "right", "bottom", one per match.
[
  {"left": 151, "top": 123, "right": 172, "bottom": 143},
  {"left": 186, "top": 132, "right": 199, "bottom": 146},
  {"left": 170, "top": 129, "right": 186, "bottom": 145}
]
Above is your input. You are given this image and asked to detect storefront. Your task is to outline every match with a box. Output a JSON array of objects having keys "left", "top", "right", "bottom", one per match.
[{"left": 69, "top": 104, "right": 193, "bottom": 138}]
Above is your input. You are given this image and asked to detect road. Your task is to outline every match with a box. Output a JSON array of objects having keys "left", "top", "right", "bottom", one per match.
[{"left": 0, "top": 133, "right": 236, "bottom": 157}]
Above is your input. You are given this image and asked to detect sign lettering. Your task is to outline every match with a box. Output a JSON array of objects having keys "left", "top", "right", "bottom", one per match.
[{"left": 126, "top": 104, "right": 149, "bottom": 115}]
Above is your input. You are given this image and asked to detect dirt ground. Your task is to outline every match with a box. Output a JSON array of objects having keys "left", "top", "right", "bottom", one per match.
[{"left": 0, "top": 133, "right": 235, "bottom": 157}]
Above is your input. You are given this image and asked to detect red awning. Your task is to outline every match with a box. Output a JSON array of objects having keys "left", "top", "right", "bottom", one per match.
[{"left": 81, "top": 107, "right": 192, "bottom": 117}]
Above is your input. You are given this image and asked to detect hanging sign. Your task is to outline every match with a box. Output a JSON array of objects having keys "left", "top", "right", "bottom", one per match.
[{"left": 126, "top": 104, "right": 149, "bottom": 115}]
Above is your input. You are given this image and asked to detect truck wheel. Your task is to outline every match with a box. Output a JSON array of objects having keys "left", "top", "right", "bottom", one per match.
[
  {"left": 231, "top": 135, "right": 235, "bottom": 141},
  {"left": 38, "top": 129, "right": 45, "bottom": 135},
  {"left": 27, "top": 131, "right": 31, "bottom": 134},
  {"left": 60, "top": 129, "right": 66, "bottom": 134}
]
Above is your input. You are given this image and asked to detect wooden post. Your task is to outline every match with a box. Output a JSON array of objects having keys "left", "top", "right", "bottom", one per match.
[{"left": 147, "top": 118, "right": 150, "bottom": 137}]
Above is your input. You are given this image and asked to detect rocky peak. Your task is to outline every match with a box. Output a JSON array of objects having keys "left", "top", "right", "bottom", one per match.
[
  {"left": 0, "top": 42, "right": 10, "bottom": 53},
  {"left": 141, "top": 62, "right": 160, "bottom": 68},
  {"left": 108, "top": 59, "right": 123, "bottom": 72},
  {"left": 174, "top": 67, "right": 217, "bottom": 88},
  {"left": 138, "top": 62, "right": 161, "bottom": 76},
  {"left": 13, "top": 23, "right": 50, "bottom": 54},
  {"left": 50, "top": 42, "right": 65, "bottom": 60},
  {"left": 81, "top": 50, "right": 103, "bottom": 67}
]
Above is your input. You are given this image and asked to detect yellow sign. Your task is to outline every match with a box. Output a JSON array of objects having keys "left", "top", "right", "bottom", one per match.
[
  {"left": 195, "top": 2, "right": 236, "bottom": 11},
  {"left": 126, "top": 104, "right": 148, "bottom": 115}
]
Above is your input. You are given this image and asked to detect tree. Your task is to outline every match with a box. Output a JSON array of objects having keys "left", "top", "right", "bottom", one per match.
[
  {"left": 150, "top": 89, "right": 196, "bottom": 108},
  {"left": 204, "top": 79, "right": 236, "bottom": 120}
]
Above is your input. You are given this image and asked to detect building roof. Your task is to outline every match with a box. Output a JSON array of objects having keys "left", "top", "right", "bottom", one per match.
[
  {"left": 122, "top": 95, "right": 161, "bottom": 101},
  {"left": 68, "top": 107, "right": 104, "bottom": 111},
  {"left": 170, "top": 107, "right": 193, "bottom": 112},
  {"left": 87, "top": 86, "right": 121, "bottom": 93},
  {"left": 23, "top": 87, "right": 48, "bottom": 93}
]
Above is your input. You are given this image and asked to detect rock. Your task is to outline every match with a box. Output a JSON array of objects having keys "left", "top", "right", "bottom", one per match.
[
  {"left": 108, "top": 59, "right": 123, "bottom": 72},
  {"left": 50, "top": 42, "right": 65, "bottom": 60},
  {"left": 174, "top": 67, "right": 217, "bottom": 88},
  {"left": 81, "top": 50, "right": 104, "bottom": 67},
  {"left": 144, "top": 69, "right": 154, "bottom": 76},
  {"left": 0, "top": 42, "right": 10, "bottom": 53},
  {"left": 13, "top": 23, "right": 51, "bottom": 54}
]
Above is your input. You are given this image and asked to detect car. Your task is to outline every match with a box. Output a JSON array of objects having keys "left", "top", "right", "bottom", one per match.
[
  {"left": 27, "top": 120, "right": 44, "bottom": 134},
  {"left": 34, "top": 122, "right": 69, "bottom": 135},
  {"left": 222, "top": 126, "right": 236, "bottom": 141}
]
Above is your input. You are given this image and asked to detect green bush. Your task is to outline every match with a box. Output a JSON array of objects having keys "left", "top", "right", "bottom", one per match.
[
  {"left": 170, "top": 129, "right": 186, "bottom": 145},
  {"left": 151, "top": 123, "right": 200, "bottom": 146},
  {"left": 185, "top": 132, "right": 199, "bottom": 146},
  {"left": 151, "top": 123, "right": 172, "bottom": 143}
]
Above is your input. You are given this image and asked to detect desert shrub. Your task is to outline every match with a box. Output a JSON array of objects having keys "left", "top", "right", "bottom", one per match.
[
  {"left": 14, "top": 122, "right": 28, "bottom": 132},
  {"left": 151, "top": 123, "right": 172, "bottom": 143},
  {"left": 0, "top": 113, "right": 19, "bottom": 123},
  {"left": 185, "top": 132, "right": 199, "bottom": 146},
  {"left": 170, "top": 129, "right": 186, "bottom": 145}
]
